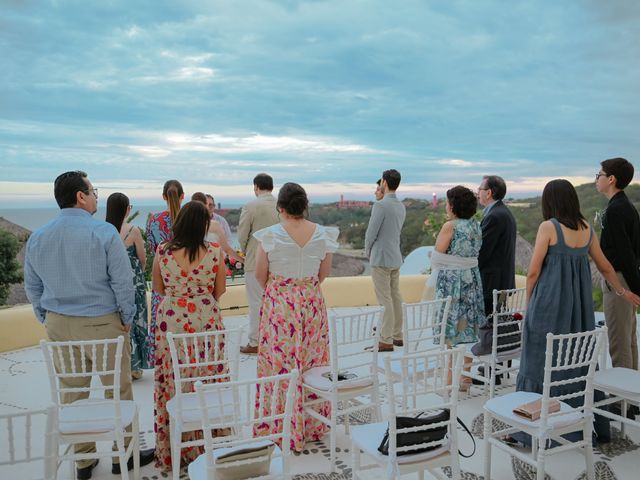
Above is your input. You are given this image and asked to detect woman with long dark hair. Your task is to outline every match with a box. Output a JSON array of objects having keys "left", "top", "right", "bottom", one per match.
[
  {"left": 252, "top": 182, "right": 338, "bottom": 452},
  {"left": 106, "top": 192, "right": 150, "bottom": 379},
  {"left": 151, "top": 201, "right": 226, "bottom": 470},
  {"left": 146, "top": 180, "right": 184, "bottom": 361},
  {"left": 514, "top": 179, "right": 640, "bottom": 444}
]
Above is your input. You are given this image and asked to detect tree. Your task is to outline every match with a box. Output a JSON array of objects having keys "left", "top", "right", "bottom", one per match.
[{"left": 0, "top": 230, "right": 23, "bottom": 305}]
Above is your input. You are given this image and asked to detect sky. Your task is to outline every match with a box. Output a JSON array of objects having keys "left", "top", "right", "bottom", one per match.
[{"left": 1, "top": 0, "right": 640, "bottom": 207}]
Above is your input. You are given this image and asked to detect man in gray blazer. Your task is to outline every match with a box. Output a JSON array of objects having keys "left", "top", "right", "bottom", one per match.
[
  {"left": 237, "top": 173, "right": 279, "bottom": 354},
  {"left": 365, "top": 169, "right": 406, "bottom": 351}
]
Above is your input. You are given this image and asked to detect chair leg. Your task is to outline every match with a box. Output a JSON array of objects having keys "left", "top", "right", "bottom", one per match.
[
  {"left": 118, "top": 451, "right": 131, "bottom": 480},
  {"left": 417, "top": 471, "right": 425, "bottom": 480},
  {"left": 584, "top": 422, "right": 595, "bottom": 480},
  {"left": 170, "top": 416, "right": 181, "bottom": 480},
  {"left": 132, "top": 416, "right": 140, "bottom": 480},
  {"left": 329, "top": 407, "right": 337, "bottom": 473},
  {"left": 351, "top": 439, "right": 361, "bottom": 479},
  {"left": 536, "top": 439, "right": 547, "bottom": 480},
  {"left": 483, "top": 411, "right": 492, "bottom": 480},
  {"left": 489, "top": 361, "right": 497, "bottom": 399}
]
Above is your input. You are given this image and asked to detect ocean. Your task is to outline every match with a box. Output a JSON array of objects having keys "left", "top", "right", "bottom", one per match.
[{"left": 0, "top": 205, "right": 169, "bottom": 232}]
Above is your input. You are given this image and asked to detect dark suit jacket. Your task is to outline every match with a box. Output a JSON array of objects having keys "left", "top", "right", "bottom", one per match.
[
  {"left": 478, "top": 200, "right": 517, "bottom": 314},
  {"left": 600, "top": 191, "right": 640, "bottom": 294}
]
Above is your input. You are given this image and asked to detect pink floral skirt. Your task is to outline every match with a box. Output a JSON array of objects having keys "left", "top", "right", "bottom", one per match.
[{"left": 253, "top": 274, "right": 331, "bottom": 452}]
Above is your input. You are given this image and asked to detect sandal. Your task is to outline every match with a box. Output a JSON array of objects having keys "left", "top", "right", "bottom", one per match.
[{"left": 459, "top": 377, "right": 473, "bottom": 392}]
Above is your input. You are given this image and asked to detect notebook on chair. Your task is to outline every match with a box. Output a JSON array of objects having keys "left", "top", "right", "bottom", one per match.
[{"left": 513, "top": 398, "right": 561, "bottom": 421}]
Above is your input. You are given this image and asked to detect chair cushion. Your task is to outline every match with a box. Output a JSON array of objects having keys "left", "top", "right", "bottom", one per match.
[
  {"left": 484, "top": 391, "right": 583, "bottom": 434},
  {"left": 302, "top": 366, "right": 373, "bottom": 391},
  {"left": 594, "top": 368, "right": 640, "bottom": 399},
  {"left": 167, "top": 388, "right": 235, "bottom": 425},
  {"left": 58, "top": 399, "right": 137, "bottom": 434},
  {"left": 188, "top": 444, "right": 283, "bottom": 480},
  {"left": 377, "top": 353, "right": 438, "bottom": 377},
  {"left": 351, "top": 421, "right": 450, "bottom": 465}
]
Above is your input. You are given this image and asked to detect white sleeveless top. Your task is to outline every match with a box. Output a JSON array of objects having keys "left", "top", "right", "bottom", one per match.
[{"left": 253, "top": 223, "right": 339, "bottom": 279}]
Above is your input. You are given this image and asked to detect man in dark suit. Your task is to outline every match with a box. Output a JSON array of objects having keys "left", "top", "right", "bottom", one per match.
[{"left": 477, "top": 175, "right": 517, "bottom": 315}]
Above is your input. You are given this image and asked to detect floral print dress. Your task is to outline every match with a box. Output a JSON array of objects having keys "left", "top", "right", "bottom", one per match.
[
  {"left": 124, "top": 235, "right": 151, "bottom": 372},
  {"left": 146, "top": 211, "right": 173, "bottom": 361},
  {"left": 435, "top": 218, "right": 484, "bottom": 346},
  {"left": 252, "top": 224, "right": 339, "bottom": 452},
  {"left": 153, "top": 242, "right": 225, "bottom": 471}
]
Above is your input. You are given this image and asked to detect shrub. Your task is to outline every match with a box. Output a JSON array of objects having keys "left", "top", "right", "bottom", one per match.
[{"left": 0, "top": 230, "right": 23, "bottom": 305}]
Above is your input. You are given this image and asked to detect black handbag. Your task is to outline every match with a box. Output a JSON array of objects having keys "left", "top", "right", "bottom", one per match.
[
  {"left": 471, "top": 312, "right": 522, "bottom": 356},
  {"left": 377, "top": 409, "right": 475, "bottom": 457}
]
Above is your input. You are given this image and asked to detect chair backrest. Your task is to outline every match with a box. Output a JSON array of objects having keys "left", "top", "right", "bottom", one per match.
[
  {"left": 327, "top": 307, "right": 383, "bottom": 389},
  {"left": 195, "top": 371, "right": 299, "bottom": 480},
  {"left": 383, "top": 348, "right": 464, "bottom": 459},
  {"left": 402, "top": 297, "right": 451, "bottom": 353},
  {"left": 40, "top": 336, "right": 124, "bottom": 405},
  {"left": 0, "top": 406, "right": 55, "bottom": 479},
  {"left": 539, "top": 328, "right": 606, "bottom": 427},
  {"left": 40, "top": 336, "right": 126, "bottom": 436},
  {"left": 490, "top": 288, "right": 527, "bottom": 356}
]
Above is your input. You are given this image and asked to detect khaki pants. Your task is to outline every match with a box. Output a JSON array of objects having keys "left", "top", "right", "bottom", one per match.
[
  {"left": 245, "top": 271, "right": 264, "bottom": 347},
  {"left": 45, "top": 312, "right": 133, "bottom": 468},
  {"left": 603, "top": 272, "right": 639, "bottom": 370},
  {"left": 371, "top": 267, "right": 403, "bottom": 344}
]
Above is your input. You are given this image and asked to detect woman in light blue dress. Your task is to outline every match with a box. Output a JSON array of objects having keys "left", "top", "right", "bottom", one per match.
[{"left": 431, "top": 186, "right": 484, "bottom": 389}]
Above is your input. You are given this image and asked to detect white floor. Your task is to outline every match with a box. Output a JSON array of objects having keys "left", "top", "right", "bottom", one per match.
[{"left": 1, "top": 309, "right": 639, "bottom": 480}]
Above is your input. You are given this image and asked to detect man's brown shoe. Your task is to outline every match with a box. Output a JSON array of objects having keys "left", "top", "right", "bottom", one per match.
[
  {"left": 393, "top": 339, "right": 404, "bottom": 347},
  {"left": 365, "top": 342, "right": 394, "bottom": 352},
  {"left": 240, "top": 344, "right": 258, "bottom": 354}
]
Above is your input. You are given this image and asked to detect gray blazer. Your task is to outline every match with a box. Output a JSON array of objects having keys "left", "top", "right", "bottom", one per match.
[{"left": 364, "top": 193, "right": 406, "bottom": 268}]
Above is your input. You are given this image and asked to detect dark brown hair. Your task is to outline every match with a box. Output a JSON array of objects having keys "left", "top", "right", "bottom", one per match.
[
  {"left": 541, "top": 179, "right": 587, "bottom": 230},
  {"left": 253, "top": 173, "right": 273, "bottom": 191},
  {"left": 446, "top": 185, "right": 477, "bottom": 219},
  {"left": 277, "top": 182, "right": 308, "bottom": 218},
  {"left": 482, "top": 175, "right": 507, "bottom": 200},
  {"left": 105, "top": 192, "right": 129, "bottom": 232},
  {"left": 165, "top": 201, "right": 210, "bottom": 263},
  {"left": 382, "top": 169, "right": 401, "bottom": 190},
  {"left": 54, "top": 170, "right": 89, "bottom": 209},
  {"left": 601, "top": 157, "right": 634, "bottom": 189},
  {"left": 162, "top": 180, "right": 184, "bottom": 223},
  {"left": 191, "top": 192, "right": 207, "bottom": 204}
]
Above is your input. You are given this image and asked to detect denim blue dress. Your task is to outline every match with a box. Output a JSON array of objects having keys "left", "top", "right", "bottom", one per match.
[{"left": 516, "top": 218, "right": 609, "bottom": 442}]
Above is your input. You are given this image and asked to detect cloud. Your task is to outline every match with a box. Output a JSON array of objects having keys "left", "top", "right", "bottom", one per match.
[
  {"left": 437, "top": 159, "right": 474, "bottom": 168},
  {"left": 1, "top": 0, "right": 639, "bottom": 207}
]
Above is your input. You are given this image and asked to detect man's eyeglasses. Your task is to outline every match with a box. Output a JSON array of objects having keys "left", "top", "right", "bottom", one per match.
[
  {"left": 83, "top": 188, "right": 98, "bottom": 198},
  {"left": 595, "top": 173, "right": 609, "bottom": 180}
]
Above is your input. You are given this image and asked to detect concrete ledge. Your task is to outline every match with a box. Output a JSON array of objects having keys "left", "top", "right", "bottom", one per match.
[{"left": 0, "top": 274, "right": 526, "bottom": 353}]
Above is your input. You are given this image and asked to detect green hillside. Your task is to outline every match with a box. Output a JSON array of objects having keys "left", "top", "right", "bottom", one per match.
[{"left": 509, "top": 183, "right": 640, "bottom": 244}]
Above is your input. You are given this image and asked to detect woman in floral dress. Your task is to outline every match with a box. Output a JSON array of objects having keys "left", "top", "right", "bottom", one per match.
[
  {"left": 106, "top": 192, "right": 151, "bottom": 379},
  {"left": 146, "top": 179, "right": 183, "bottom": 361},
  {"left": 430, "top": 185, "right": 484, "bottom": 389},
  {"left": 252, "top": 182, "right": 339, "bottom": 452},
  {"left": 151, "top": 201, "right": 226, "bottom": 470}
]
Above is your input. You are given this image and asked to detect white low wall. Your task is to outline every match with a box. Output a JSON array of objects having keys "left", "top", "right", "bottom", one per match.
[{"left": 0, "top": 274, "right": 526, "bottom": 353}]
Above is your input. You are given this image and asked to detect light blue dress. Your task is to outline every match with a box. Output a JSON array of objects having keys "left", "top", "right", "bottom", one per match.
[{"left": 435, "top": 219, "right": 484, "bottom": 346}]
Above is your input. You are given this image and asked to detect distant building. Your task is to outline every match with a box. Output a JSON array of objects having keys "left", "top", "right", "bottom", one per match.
[
  {"left": 337, "top": 194, "right": 370, "bottom": 209},
  {"left": 431, "top": 192, "right": 438, "bottom": 209}
]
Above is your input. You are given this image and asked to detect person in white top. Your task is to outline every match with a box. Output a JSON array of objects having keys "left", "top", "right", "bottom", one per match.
[
  {"left": 191, "top": 192, "right": 242, "bottom": 262},
  {"left": 251, "top": 182, "right": 339, "bottom": 453}
]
